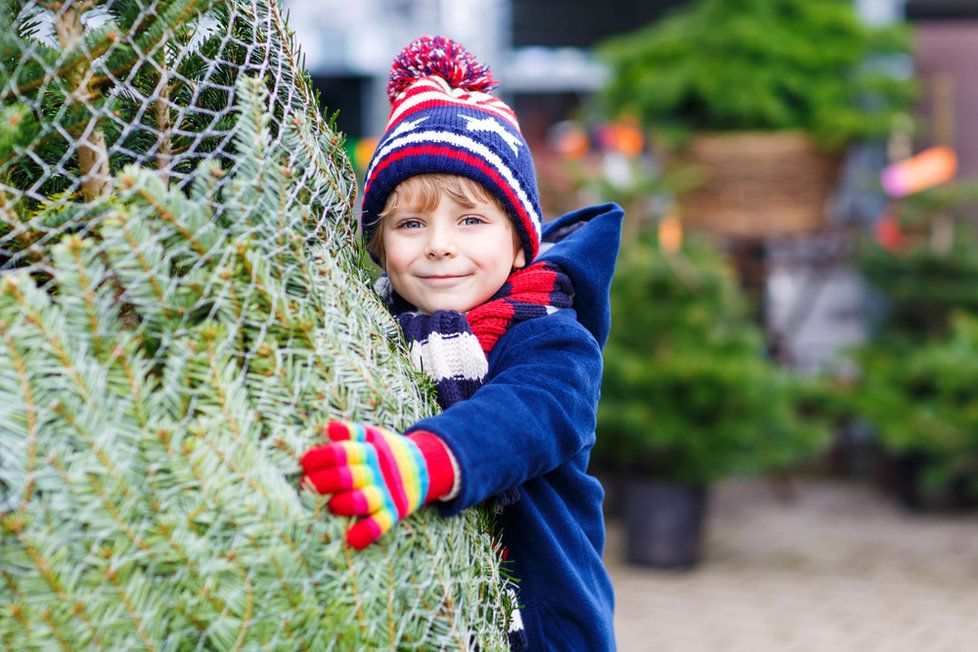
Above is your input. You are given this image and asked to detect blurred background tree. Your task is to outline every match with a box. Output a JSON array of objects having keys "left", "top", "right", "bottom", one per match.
[
  {"left": 595, "top": 0, "right": 917, "bottom": 242},
  {"left": 597, "top": 226, "right": 829, "bottom": 485},
  {"left": 849, "top": 179, "right": 978, "bottom": 509},
  {"left": 593, "top": 215, "right": 831, "bottom": 567},
  {"left": 854, "top": 313, "right": 978, "bottom": 508},
  {"left": 597, "top": 0, "right": 915, "bottom": 149},
  {"left": 858, "top": 181, "right": 978, "bottom": 342}
]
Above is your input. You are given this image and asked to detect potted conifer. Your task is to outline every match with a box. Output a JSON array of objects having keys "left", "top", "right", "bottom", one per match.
[
  {"left": 852, "top": 182, "right": 978, "bottom": 509},
  {"left": 597, "top": 0, "right": 915, "bottom": 238},
  {"left": 596, "top": 228, "right": 827, "bottom": 568},
  {"left": 854, "top": 314, "right": 978, "bottom": 510}
]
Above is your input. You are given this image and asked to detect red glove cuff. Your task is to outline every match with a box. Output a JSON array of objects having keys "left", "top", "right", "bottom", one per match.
[{"left": 408, "top": 431, "right": 456, "bottom": 503}]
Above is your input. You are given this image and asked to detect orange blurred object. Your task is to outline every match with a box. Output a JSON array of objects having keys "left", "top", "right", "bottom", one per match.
[
  {"left": 354, "top": 137, "right": 379, "bottom": 171},
  {"left": 880, "top": 146, "right": 957, "bottom": 197},
  {"left": 600, "top": 120, "right": 644, "bottom": 159},
  {"left": 551, "top": 122, "right": 590, "bottom": 158},
  {"left": 658, "top": 213, "right": 683, "bottom": 254}
]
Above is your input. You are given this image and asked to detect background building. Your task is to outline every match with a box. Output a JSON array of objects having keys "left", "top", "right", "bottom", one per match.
[
  {"left": 907, "top": 0, "right": 978, "bottom": 176},
  {"left": 284, "top": 0, "right": 687, "bottom": 141}
]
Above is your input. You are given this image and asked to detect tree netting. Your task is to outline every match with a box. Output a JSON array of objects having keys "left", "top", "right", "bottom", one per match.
[{"left": 0, "top": 0, "right": 510, "bottom": 648}]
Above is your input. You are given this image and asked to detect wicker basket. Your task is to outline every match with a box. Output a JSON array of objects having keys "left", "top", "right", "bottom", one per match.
[{"left": 676, "top": 131, "right": 842, "bottom": 239}]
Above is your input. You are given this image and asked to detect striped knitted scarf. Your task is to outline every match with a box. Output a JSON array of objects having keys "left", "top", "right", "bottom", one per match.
[{"left": 390, "top": 260, "right": 573, "bottom": 410}]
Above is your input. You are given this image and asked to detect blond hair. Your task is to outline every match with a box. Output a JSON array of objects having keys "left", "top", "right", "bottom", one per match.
[{"left": 366, "top": 174, "right": 507, "bottom": 262}]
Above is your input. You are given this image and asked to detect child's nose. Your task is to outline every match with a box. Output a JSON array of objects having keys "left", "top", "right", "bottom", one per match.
[{"left": 424, "top": 225, "right": 457, "bottom": 258}]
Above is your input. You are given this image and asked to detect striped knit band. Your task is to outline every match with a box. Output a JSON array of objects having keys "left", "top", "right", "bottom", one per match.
[{"left": 362, "top": 37, "right": 542, "bottom": 265}]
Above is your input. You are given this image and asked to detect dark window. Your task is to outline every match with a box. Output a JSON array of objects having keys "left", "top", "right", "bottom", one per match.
[
  {"left": 512, "top": 0, "right": 689, "bottom": 48},
  {"left": 310, "top": 75, "right": 369, "bottom": 139},
  {"left": 906, "top": 0, "right": 978, "bottom": 20}
]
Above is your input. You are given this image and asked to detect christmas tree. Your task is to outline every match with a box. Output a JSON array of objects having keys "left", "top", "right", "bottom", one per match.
[
  {"left": 853, "top": 182, "right": 978, "bottom": 506},
  {"left": 597, "top": 229, "right": 827, "bottom": 483},
  {"left": 1, "top": 0, "right": 508, "bottom": 648}
]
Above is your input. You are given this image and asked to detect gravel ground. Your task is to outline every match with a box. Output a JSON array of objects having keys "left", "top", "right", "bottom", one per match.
[{"left": 605, "top": 478, "right": 978, "bottom": 652}]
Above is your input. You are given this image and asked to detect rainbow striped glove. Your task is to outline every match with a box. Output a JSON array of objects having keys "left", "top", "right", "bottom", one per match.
[{"left": 301, "top": 420, "right": 456, "bottom": 549}]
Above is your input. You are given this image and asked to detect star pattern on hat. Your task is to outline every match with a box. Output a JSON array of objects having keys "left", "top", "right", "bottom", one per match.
[
  {"left": 388, "top": 116, "right": 429, "bottom": 140},
  {"left": 459, "top": 114, "right": 522, "bottom": 156}
]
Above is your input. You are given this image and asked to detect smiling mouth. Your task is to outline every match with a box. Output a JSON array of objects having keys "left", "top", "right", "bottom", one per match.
[{"left": 419, "top": 274, "right": 470, "bottom": 286}]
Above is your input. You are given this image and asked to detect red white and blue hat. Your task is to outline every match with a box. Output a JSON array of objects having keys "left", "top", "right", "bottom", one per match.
[{"left": 362, "top": 36, "right": 542, "bottom": 264}]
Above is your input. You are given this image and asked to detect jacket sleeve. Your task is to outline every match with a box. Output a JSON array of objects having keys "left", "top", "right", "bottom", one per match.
[{"left": 405, "top": 310, "right": 602, "bottom": 516}]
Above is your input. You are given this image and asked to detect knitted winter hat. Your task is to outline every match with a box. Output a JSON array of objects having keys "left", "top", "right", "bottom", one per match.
[{"left": 361, "top": 36, "right": 542, "bottom": 264}]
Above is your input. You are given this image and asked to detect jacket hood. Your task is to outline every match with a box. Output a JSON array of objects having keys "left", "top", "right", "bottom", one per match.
[{"left": 537, "top": 203, "right": 623, "bottom": 348}]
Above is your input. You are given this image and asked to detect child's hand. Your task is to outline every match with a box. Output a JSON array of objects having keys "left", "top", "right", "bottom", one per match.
[{"left": 301, "top": 420, "right": 455, "bottom": 549}]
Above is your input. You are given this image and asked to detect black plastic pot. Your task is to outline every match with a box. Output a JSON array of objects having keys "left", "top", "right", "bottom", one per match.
[
  {"left": 890, "top": 450, "right": 978, "bottom": 512},
  {"left": 893, "top": 451, "right": 928, "bottom": 511},
  {"left": 623, "top": 479, "right": 708, "bottom": 569}
]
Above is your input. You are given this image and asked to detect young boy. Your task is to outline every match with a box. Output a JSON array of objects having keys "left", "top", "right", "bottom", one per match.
[{"left": 301, "top": 36, "right": 622, "bottom": 651}]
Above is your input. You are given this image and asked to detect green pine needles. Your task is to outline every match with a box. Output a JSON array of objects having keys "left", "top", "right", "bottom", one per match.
[
  {"left": 598, "top": 0, "right": 915, "bottom": 150},
  {"left": 597, "top": 231, "right": 828, "bottom": 484},
  {"left": 1, "top": 0, "right": 508, "bottom": 648}
]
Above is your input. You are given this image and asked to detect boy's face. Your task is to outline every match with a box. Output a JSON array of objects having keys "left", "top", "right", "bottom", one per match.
[{"left": 381, "top": 190, "right": 526, "bottom": 313}]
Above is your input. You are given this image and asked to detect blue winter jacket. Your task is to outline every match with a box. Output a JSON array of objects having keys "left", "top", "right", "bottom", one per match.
[{"left": 407, "top": 202, "right": 623, "bottom": 651}]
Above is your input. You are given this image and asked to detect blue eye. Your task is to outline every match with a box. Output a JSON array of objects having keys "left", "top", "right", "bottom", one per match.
[
  {"left": 396, "top": 219, "right": 423, "bottom": 229},
  {"left": 461, "top": 216, "right": 484, "bottom": 226}
]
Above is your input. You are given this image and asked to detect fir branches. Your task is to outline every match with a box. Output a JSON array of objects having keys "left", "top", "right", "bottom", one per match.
[{"left": 0, "top": 75, "right": 508, "bottom": 649}]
